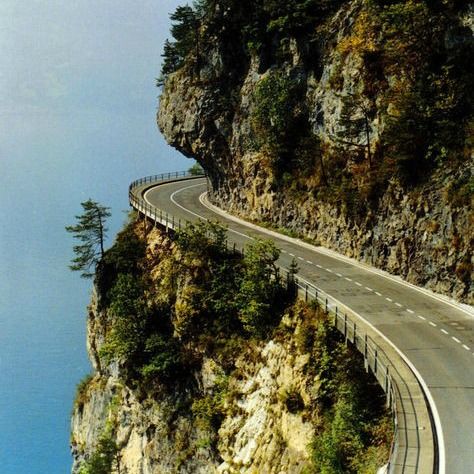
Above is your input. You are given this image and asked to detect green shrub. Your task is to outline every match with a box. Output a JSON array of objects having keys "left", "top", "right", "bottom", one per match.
[
  {"left": 188, "top": 162, "right": 204, "bottom": 176},
  {"left": 140, "top": 334, "right": 183, "bottom": 381},
  {"left": 74, "top": 374, "right": 93, "bottom": 410},
  {"left": 99, "top": 274, "right": 149, "bottom": 364},
  {"left": 236, "top": 239, "right": 286, "bottom": 336},
  {"left": 78, "top": 429, "right": 120, "bottom": 474}
]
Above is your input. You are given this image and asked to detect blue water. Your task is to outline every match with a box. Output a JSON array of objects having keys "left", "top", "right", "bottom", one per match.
[{"left": 0, "top": 1, "right": 187, "bottom": 472}]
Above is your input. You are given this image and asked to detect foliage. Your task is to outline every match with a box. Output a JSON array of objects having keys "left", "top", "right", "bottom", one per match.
[
  {"left": 188, "top": 162, "right": 204, "bottom": 176},
  {"left": 336, "top": 92, "right": 375, "bottom": 167},
  {"left": 78, "top": 428, "right": 120, "bottom": 474},
  {"left": 175, "top": 220, "right": 227, "bottom": 258},
  {"left": 140, "top": 333, "right": 183, "bottom": 380},
  {"left": 99, "top": 274, "right": 149, "bottom": 363},
  {"left": 74, "top": 373, "right": 94, "bottom": 410},
  {"left": 65, "top": 200, "right": 111, "bottom": 278},
  {"left": 158, "top": 5, "right": 200, "bottom": 85},
  {"left": 251, "top": 70, "right": 312, "bottom": 178},
  {"left": 192, "top": 374, "right": 229, "bottom": 433},
  {"left": 263, "top": 0, "right": 341, "bottom": 36},
  {"left": 290, "top": 304, "right": 393, "bottom": 473},
  {"left": 237, "top": 239, "right": 285, "bottom": 336},
  {"left": 104, "top": 222, "right": 146, "bottom": 276}
]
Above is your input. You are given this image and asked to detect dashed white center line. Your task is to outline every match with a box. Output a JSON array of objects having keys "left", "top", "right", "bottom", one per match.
[
  {"left": 306, "top": 260, "right": 313, "bottom": 264},
  {"left": 406, "top": 309, "right": 414, "bottom": 314},
  {"left": 365, "top": 287, "right": 373, "bottom": 292},
  {"left": 316, "top": 264, "right": 323, "bottom": 269},
  {"left": 375, "top": 291, "right": 382, "bottom": 296},
  {"left": 355, "top": 282, "right": 362, "bottom": 287},
  {"left": 281, "top": 250, "right": 287, "bottom": 254},
  {"left": 463, "top": 345, "right": 470, "bottom": 351},
  {"left": 386, "top": 297, "right": 393, "bottom": 302},
  {"left": 336, "top": 273, "right": 342, "bottom": 277},
  {"left": 429, "top": 322, "right": 437, "bottom": 327},
  {"left": 345, "top": 277, "right": 352, "bottom": 282},
  {"left": 395, "top": 302, "right": 402, "bottom": 308},
  {"left": 441, "top": 329, "right": 449, "bottom": 335},
  {"left": 289, "top": 253, "right": 295, "bottom": 257},
  {"left": 298, "top": 256, "right": 304, "bottom": 261},
  {"left": 418, "top": 315, "right": 426, "bottom": 321},
  {"left": 452, "top": 337, "right": 461, "bottom": 344}
]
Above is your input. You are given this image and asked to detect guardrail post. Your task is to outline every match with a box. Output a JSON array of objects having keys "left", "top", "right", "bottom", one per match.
[
  {"left": 374, "top": 349, "right": 378, "bottom": 375},
  {"left": 364, "top": 334, "right": 369, "bottom": 372},
  {"left": 325, "top": 298, "right": 328, "bottom": 312},
  {"left": 344, "top": 314, "right": 347, "bottom": 340},
  {"left": 353, "top": 322, "right": 357, "bottom": 345},
  {"left": 305, "top": 284, "right": 308, "bottom": 302}
]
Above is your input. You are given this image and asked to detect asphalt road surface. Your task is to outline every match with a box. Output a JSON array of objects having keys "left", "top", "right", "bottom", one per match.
[{"left": 144, "top": 177, "right": 474, "bottom": 474}]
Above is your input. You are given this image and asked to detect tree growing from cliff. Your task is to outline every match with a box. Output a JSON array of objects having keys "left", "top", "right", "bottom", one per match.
[
  {"left": 336, "top": 92, "right": 374, "bottom": 168},
  {"left": 158, "top": 5, "right": 201, "bottom": 85},
  {"left": 66, "top": 199, "right": 111, "bottom": 278}
]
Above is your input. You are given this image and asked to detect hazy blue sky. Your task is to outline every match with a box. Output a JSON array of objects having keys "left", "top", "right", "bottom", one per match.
[{"left": 0, "top": 1, "right": 187, "bottom": 472}]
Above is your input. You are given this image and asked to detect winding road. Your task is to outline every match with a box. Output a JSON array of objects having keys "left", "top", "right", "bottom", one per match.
[{"left": 139, "top": 176, "right": 474, "bottom": 474}]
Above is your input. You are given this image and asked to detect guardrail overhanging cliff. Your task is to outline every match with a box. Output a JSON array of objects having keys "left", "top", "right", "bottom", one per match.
[{"left": 129, "top": 172, "right": 439, "bottom": 474}]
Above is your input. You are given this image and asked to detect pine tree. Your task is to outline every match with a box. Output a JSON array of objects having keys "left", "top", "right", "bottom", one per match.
[
  {"left": 66, "top": 200, "right": 111, "bottom": 278},
  {"left": 336, "top": 92, "right": 374, "bottom": 168}
]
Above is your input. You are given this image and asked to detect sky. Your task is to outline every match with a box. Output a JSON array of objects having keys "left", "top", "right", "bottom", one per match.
[{"left": 0, "top": 1, "right": 188, "bottom": 472}]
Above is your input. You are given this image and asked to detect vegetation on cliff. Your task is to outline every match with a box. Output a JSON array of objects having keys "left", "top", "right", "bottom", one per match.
[
  {"left": 161, "top": 0, "right": 472, "bottom": 197},
  {"left": 158, "top": 0, "right": 473, "bottom": 301},
  {"left": 73, "top": 216, "right": 392, "bottom": 473}
]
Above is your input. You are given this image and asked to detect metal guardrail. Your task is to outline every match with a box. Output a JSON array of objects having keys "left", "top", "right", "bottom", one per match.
[{"left": 129, "top": 173, "right": 432, "bottom": 474}]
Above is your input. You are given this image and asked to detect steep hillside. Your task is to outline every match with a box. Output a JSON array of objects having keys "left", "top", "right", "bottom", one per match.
[
  {"left": 158, "top": 0, "right": 473, "bottom": 303},
  {"left": 71, "top": 218, "right": 391, "bottom": 473}
]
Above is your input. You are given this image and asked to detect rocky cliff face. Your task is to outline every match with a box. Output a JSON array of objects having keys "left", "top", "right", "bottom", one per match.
[
  {"left": 158, "top": 0, "right": 473, "bottom": 303},
  {"left": 71, "top": 222, "right": 390, "bottom": 473},
  {"left": 72, "top": 314, "right": 318, "bottom": 473}
]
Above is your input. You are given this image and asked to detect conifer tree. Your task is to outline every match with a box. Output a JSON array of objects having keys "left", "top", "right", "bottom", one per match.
[
  {"left": 66, "top": 199, "right": 111, "bottom": 278},
  {"left": 336, "top": 93, "right": 374, "bottom": 168}
]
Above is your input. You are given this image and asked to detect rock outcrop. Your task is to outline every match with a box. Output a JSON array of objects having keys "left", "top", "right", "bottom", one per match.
[{"left": 158, "top": 0, "right": 473, "bottom": 303}]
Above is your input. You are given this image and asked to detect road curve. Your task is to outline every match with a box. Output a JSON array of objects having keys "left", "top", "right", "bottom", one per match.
[{"left": 143, "top": 177, "right": 474, "bottom": 474}]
